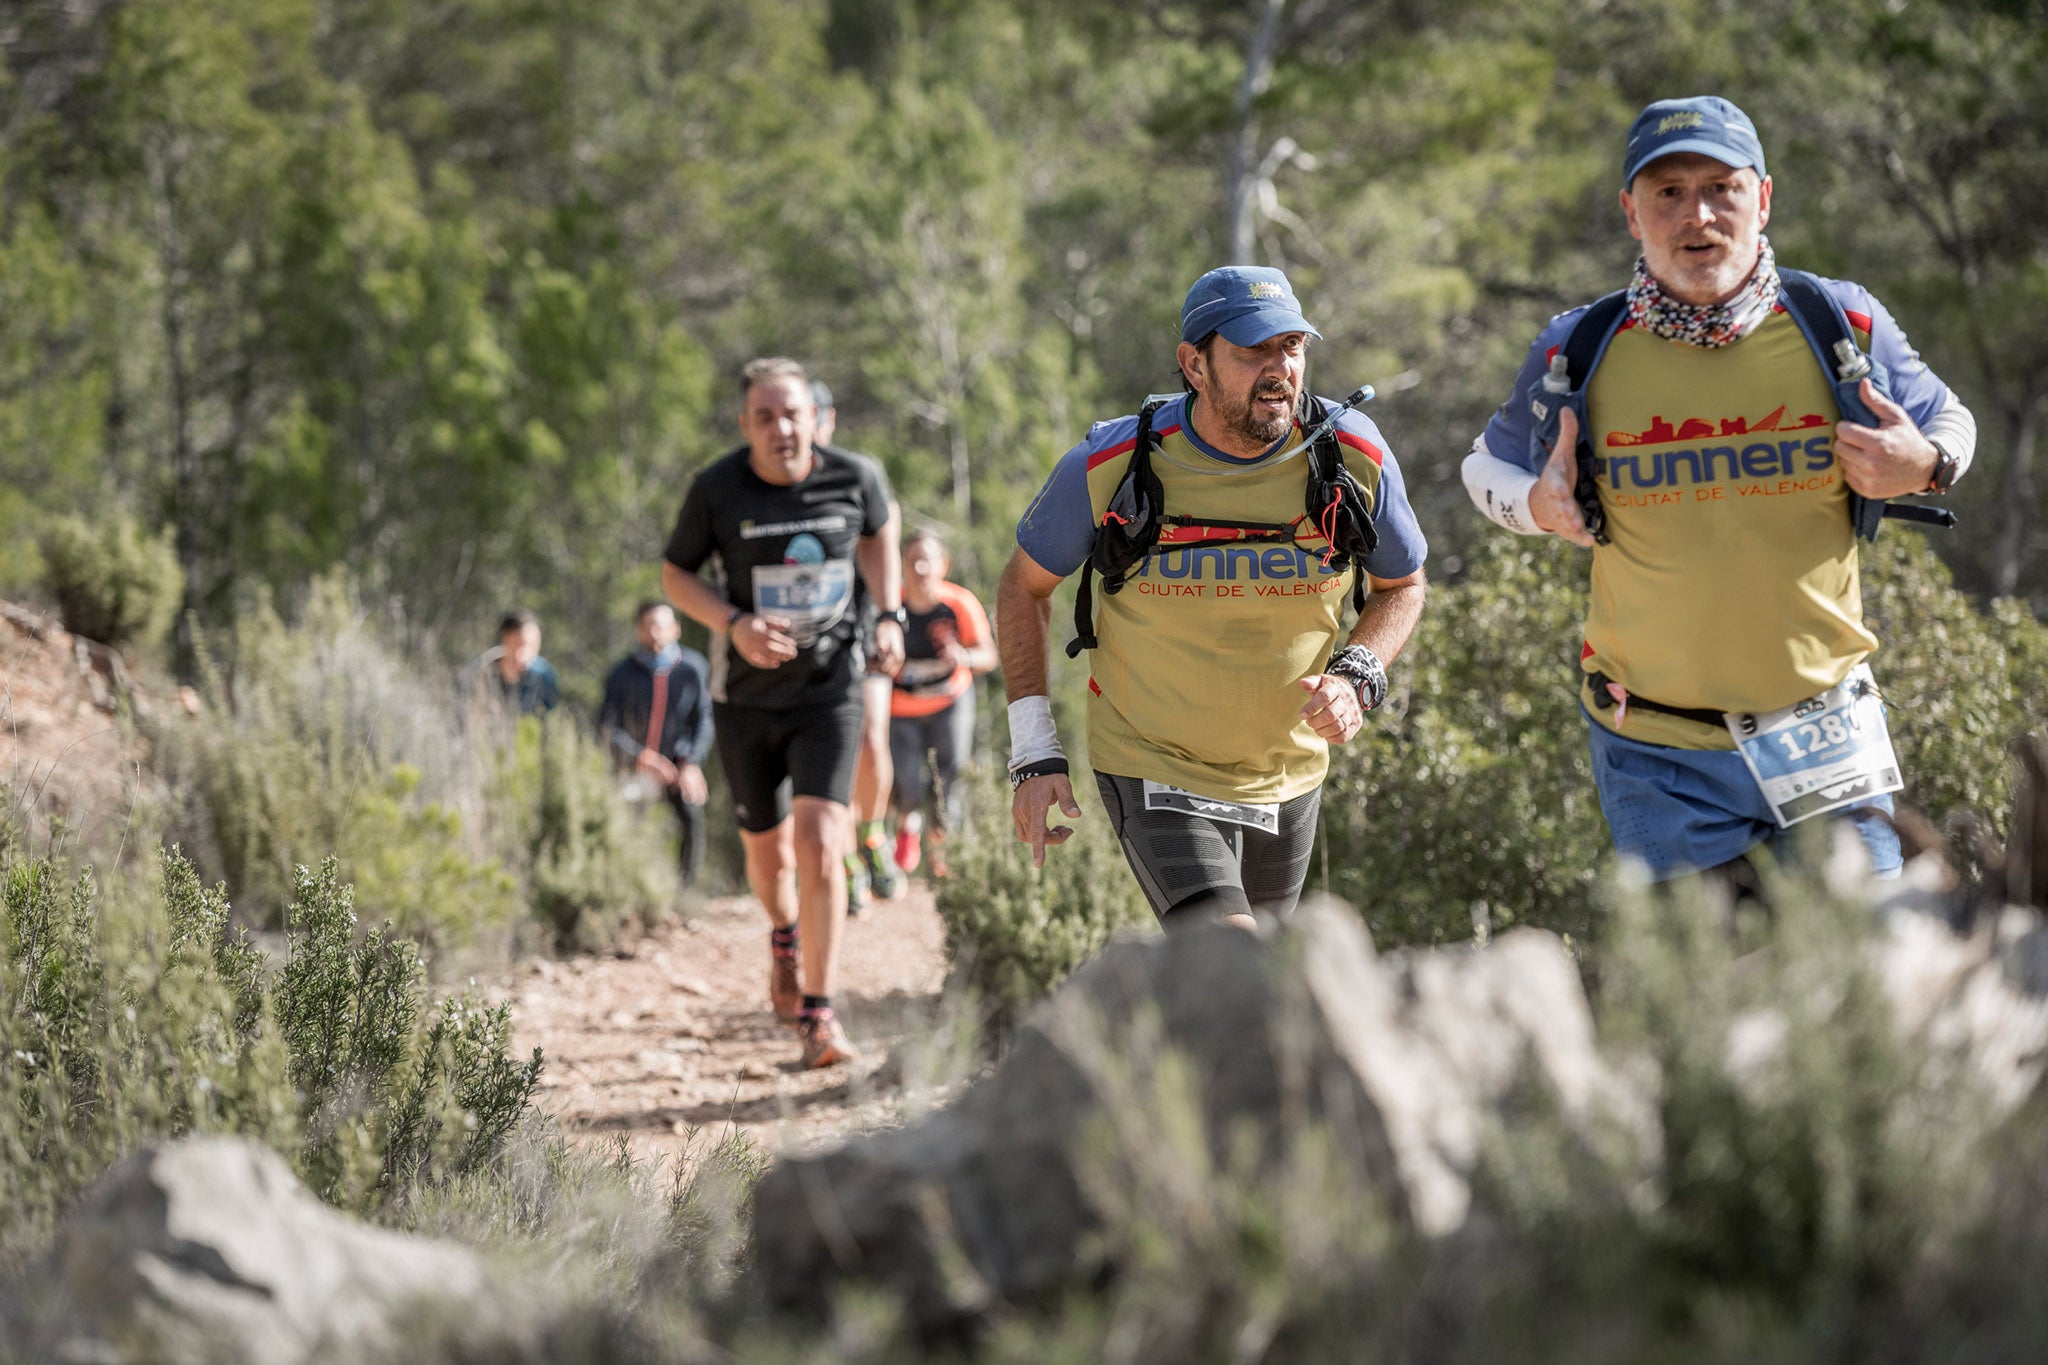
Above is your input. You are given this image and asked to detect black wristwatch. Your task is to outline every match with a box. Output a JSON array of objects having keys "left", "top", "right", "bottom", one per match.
[
  {"left": 1008, "top": 757, "right": 1069, "bottom": 790},
  {"left": 1925, "top": 444, "right": 1960, "bottom": 495},
  {"left": 880, "top": 605, "right": 909, "bottom": 628}
]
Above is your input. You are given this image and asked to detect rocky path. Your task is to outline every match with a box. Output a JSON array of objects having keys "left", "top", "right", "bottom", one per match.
[{"left": 500, "top": 881, "right": 956, "bottom": 1162}]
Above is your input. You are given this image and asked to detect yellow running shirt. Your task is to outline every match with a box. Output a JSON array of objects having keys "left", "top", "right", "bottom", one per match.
[
  {"left": 1479, "top": 279, "right": 1957, "bottom": 750},
  {"left": 1016, "top": 395, "right": 1428, "bottom": 801}
]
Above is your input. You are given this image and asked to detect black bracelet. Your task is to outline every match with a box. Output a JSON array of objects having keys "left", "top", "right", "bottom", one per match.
[
  {"left": 1008, "top": 756, "right": 1070, "bottom": 790},
  {"left": 1326, "top": 644, "right": 1388, "bottom": 713}
]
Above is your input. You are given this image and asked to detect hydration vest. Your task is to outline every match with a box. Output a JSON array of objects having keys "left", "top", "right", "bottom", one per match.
[
  {"left": 1066, "top": 392, "right": 1379, "bottom": 658},
  {"left": 1528, "top": 268, "right": 1956, "bottom": 545}
]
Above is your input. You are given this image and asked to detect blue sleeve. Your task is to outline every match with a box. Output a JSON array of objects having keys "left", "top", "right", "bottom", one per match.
[
  {"left": 1016, "top": 419, "right": 1135, "bottom": 576},
  {"left": 596, "top": 664, "right": 625, "bottom": 735},
  {"left": 676, "top": 652, "right": 714, "bottom": 765},
  {"left": 1826, "top": 277, "right": 1952, "bottom": 430},
  {"left": 1337, "top": 412, "right": 1429, "bottom": 579},
  {"left": 1478, "top": 309, "right": 1593, "bottom": 474},
  {"left": 531, "top": 659, "right": 561, "bottom": 713}
]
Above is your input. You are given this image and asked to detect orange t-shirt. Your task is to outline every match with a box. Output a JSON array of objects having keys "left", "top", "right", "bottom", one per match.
[{"left": 890, "top": 581, "right": 991, "bottom": 718}]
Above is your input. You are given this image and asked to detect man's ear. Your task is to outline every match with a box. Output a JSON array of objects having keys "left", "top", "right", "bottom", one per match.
[{"left": 1175, "top": 339, "right": 1206, "bottom": 392}]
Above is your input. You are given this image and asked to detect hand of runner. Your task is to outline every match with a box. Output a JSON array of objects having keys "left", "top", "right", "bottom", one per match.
[
  {"left": 1530, "top": 407, "right": 1597, "bottom": 548},
  {"left": 1297, "top": 674, "right": 1363, "bottom": 743},
  {"left": 676, "top": 761, "right": 708, "bottom": 806},
  {"left": 732, "top": 611, "right": 799, "bottom": 668},
  {"left": 636, "top": 748, "right": 680, "bottom": 787},
  {"left": 871, "top": 617, "right": 906, "bottom": 676},
  {"left": 1012, "top": 773, "right": 1081, "bottom": 868},
  {"left": 1836, "top": 378, "right": 1941, "bottom": 499}
]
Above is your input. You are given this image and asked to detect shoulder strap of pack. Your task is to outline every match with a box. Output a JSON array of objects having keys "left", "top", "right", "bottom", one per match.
[
  {"left": 1772, "top": 267, "right": 1851, "bottom": 362},
  {"left": 1773, "top": 267, "right": 1888, "bottom": 538},
  {"left": 1774, "top": 268, "right": 1955, "bottom": 539},
  {"left": 1561, "top": 289, "right": 1631, "bottom": 386},
  {"left": 1300, "top": 392, "right": 1378, "bottom": 615},
  {"left": 1067, "top": 398, "right": 1166, "bottom": 659},
  {"left": 1558, "top": 290, "right": 1630, "bottom": 538}
]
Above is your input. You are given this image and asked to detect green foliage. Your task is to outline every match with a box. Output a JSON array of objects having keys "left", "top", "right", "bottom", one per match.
[
  {"left": 153, "top": 587, "right": 521, "bottom": 947},
  {"left": 35, "top": 511, "right": 184, "bottom": 650},
  {"left": 1322, "top": 534, "right": 1606, "bottom": 946},
  {"left": 0, "top": 843, "right": 541, "bottom": 1278},
  {"left": 1861, "top": 534, "right": 2048, "bottom": 837},
  {"left": 153, "top": 580, "right": 678, "bottom": 952},
  {"left": 931, "top": 766, "right": 1153, "bottom": 1040},
  {"left": 483, "top": 715, "right": 681, "bottom": 950}
]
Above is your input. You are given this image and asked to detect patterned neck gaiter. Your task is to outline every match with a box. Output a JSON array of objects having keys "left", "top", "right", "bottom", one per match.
[{"left": 1626, "top": 234, "right": 1779, "bottom": 348}]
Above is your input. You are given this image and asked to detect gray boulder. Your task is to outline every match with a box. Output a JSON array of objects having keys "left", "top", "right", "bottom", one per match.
[
  {"left": 750, "top": 907, "right": 1647, "bottom": 1328},
  {"left": 5, "top": 1138, "right": 493, "bottom": 1365}
]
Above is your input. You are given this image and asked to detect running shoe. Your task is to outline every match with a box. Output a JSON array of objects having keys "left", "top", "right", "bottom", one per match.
[
  {"left": 894, "top": 823, "right": 922, "bottom": 875},
  {"left": 798, "top": 1009, "right": 860, "bottom": 1069},
  {"left": 861, "top": 836, "right": 901, "bottom": 900},
  {"left": 769, "top": 934, "right": 802, "bottom": 1025},
  {"left": 844, "top": 852, "right": 867, "bottom": 918}
]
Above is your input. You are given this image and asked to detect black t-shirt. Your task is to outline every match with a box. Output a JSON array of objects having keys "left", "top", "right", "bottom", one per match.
[{"left": 664, "top": 442, "right": 892, "bottom": 710}]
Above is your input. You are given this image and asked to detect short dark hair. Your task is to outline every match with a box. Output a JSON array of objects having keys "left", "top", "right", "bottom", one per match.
[
  {"left": 904, "top": 525, "right": 949, "bottom": 553},
  {"left": 634, "top": 598, "right": 672, "bottom": 624},
  {"left": 498, "top": 609, "right": 539, "bottom": 637},
  {"left": 739, "top": 356, "right": 810, "bottom": 402}
]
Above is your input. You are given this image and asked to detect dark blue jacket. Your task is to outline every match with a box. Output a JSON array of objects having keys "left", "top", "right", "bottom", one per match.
[{"left": 597, "top": 646, "right": 713, "bottom": 767}]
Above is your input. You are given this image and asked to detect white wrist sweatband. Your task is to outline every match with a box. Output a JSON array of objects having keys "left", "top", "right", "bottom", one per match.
[
  {"left": 1461, "top": 439, "right": 1545, "bottom": 536},
  {"left": 1007, "top": 695, "right": 1064, "bottom": 772}
]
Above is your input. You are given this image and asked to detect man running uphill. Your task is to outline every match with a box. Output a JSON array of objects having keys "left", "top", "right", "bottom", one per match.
[
  {"left": 1461, "top": 96, "right": 1977, "bottom": 884},
  {"left": 998, "top": 266, "right": 1428, "bottom": 929},
  {"left": 662, "top": 358, "right": 905, "bottom": 1068}
]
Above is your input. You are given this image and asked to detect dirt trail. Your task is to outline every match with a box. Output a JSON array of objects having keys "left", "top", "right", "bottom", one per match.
[{"left": 500, "top": 880, "right": 954, "bottom": 1162}]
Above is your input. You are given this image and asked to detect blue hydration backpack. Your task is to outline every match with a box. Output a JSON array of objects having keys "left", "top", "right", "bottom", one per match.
[{"left": 1528, "top": 268, "right": 1957, "bottom": 545}]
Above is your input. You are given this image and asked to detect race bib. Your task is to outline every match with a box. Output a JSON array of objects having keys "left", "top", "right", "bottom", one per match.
[
  {"left": 751, "top": 561, "right": 854, "bottom": 646},
  {"left": 1725, "top": 663, "right": 1902, "bottom": 828},
  {"left": 1141, "top": 780, "right": 1280, "bottom": 835}
]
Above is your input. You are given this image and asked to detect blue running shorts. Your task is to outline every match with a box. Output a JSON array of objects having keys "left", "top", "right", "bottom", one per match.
[{"left": 1584, "top": 708, "right": 1902, "bottom": 880}]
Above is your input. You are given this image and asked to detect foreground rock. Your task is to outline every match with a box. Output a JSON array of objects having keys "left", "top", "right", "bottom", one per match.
[
  {"left": 750, "top": 909, "right": 1649, "bottom": 1329},
  {"left": 3, "top": 1139, "right": 492, "bottom": 1365}
]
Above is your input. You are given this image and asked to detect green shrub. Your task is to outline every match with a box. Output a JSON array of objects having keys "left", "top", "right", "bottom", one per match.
[
  {"left": 151, "top": 575, "right": 681, "bottom": 955},
  {"left": 1862, "top": 534, "right": 2048, "bottom": 838},
  {"left": 1322, "top": 535, "right": 1606, "bottom": 947},
  {"left": 0, "top": 842, "right": 541, "bottom": 1277},
  {"left": 1323, "top": 533, "right": 2048, "bottom": 949},
  {"left": 482, "top": 714, "right": 681, "bottom": 950},
  {"left": 36, "top": 511, "right": 183, "bottom": 650},
  {"left": 931, "top": 765, "right": 1153, "bottom": 1041}
]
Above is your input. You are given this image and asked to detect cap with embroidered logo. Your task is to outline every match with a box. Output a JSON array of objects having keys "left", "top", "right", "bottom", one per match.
[
  {"left": 1179, "top": 265, "right": 1321, "bottom": 347},
  {"left": 1622, "top": 96, "right": 1767, "bottom": 187}
]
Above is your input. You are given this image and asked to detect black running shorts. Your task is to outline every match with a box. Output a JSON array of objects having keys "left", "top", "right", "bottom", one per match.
[
  {"left": 1093, "top": 771, "right": 1321, "bottom": 925},
  {"left": 713, "top": 697, "right": 865, "bottom": 833}
]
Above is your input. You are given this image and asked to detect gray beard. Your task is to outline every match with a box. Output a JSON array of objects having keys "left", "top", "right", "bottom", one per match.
[{"left": 1218, "top": 388, "right": 1295, "bottom": 447}]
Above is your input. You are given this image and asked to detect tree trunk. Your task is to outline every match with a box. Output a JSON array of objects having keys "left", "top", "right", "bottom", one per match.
[
  {"left": 1223, "top": 0, "right": 1285, "bottom": 263},
  {"left": 1992, "top": 395, "right": 2039, "bottom": 599},
  {"left": 150, "top": 144, "right": 204, "bottom": 680}
]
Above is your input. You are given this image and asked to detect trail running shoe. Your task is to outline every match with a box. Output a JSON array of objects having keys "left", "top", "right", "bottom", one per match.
[
  {"left": 894, "top": 824, "right": 922, "bottom": 875},
  {"left": 844, "top": 852, "right": 867, "bottom": 918},
  {"left": 798, "top": 1009, "right": 861, "bottom": 1070},
  {"left": 861, "top": 837, "right": 901, "bottom": 900},
  {"left": 769, "top": 935, "right": 802, "bottom": 1025}
]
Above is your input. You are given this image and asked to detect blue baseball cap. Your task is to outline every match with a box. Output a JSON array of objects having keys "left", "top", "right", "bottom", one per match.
[
  {"left": 1179, "top": 265, "right": 1321, "bottom": 347},
  {"left": 1622, "top": 96, "right": 1767, "bottom": 187}
]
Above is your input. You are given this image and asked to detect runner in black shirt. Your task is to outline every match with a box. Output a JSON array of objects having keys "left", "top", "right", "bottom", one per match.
[{"left": 662, "top": 357, "right": 904, "bottom": 1070}]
